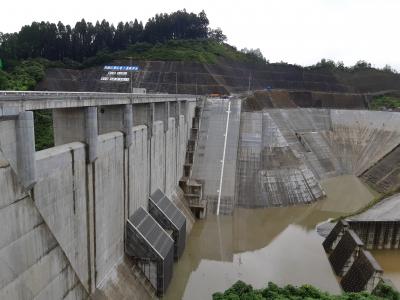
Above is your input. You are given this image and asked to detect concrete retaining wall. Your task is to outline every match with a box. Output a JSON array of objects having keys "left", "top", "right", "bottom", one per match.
[
  {"left": 0, "top": 99, "right": 196, "bottom": 299},
  {"left": 129, "top": 125, "right": 149, "bottom": 214},
  {"left": 165, "top": 118, "right": 177, "bottom": 196},
  {"left": 150, "top": 121, "right": 166, "bottom": 194},
  {"left": 177, "top": 115, "right": 186, "bottom": 180},
  {"left": 34, "top": 142, "right": 90, "bottom": 290},
  {"left": 94, "top": 132, "right": 125, "bottom": 286},
  {"left": 0, "top": 150, "right": 87, "bottom": 299}
]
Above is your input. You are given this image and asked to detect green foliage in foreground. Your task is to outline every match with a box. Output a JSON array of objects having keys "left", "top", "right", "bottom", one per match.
[
  {"left": 371, "top": 95, "right": 400, "bottom": 110},
  {"left": 213, "top": 281, "right": 400, "bottom": 300}
]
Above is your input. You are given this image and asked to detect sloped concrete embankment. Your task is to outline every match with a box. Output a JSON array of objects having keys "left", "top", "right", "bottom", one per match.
[
  {"left": 237, "top": 108, "right": 400, "bottom": 208},
  {"left": 236, "top": 110, "right": 324, "bottom": 208},
  {"left": 361, "top": 144, "right": 400, "bottom": 194},
  {"left": 265, "top": 109, "right": 400, "bottom": 185},
  {"left": 0, "top": 101, "right": 196, "bottom": 299},
  {"left": 323, "top": 110, "right": 400, "bottom": 176}
]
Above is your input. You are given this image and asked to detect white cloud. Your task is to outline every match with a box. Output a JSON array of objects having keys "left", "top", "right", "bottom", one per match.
[{"left": 1, "top": 0, "right": 399, "bottom": 70}]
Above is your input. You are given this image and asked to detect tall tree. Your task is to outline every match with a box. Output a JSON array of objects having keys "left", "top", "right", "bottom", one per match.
[{"left": 0, "top": 10, "right": 224, "bottom": 62}]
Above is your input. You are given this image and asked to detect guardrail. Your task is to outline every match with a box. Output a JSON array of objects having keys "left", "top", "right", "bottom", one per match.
[
  {"left": 0, "top": 91, "right": 198, "bottom": 112},
  {"left": 0, "top": 91, "right": 195, "bottom": 100}
]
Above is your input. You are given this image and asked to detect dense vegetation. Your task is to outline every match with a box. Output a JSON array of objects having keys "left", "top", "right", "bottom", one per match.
[
  {"left": 0, "top": 10, "right": 267, "bottom": 90},
  {"left": 0, "top": 10, "right": 223, "bottom": 63},
  {"left": 371, "top": 95, "right": 400, "bottom": 110},
  {"left": 86, "top": 39, "right": 267, "bottom": 65},
  {"left": 213, "top": 281, "right": 400, "bottom": 300},
  {"left": 0, "top": 59, "right": 46, "bottom": 90},
  {"left": 307, "top": 58, "right": 397, "bottom": 75},
  {"left": 34, "top": 110, "right": 54, "bottom": 151}
]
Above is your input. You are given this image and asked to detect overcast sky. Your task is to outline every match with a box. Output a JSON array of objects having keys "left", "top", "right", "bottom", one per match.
[{"left": 1, "top": 0, "right": 399, "bottom": 70}]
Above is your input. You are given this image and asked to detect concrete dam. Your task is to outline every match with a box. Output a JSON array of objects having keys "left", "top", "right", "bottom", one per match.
[{"left": 1, "top": 91, "right": 400, "bottom": 299}]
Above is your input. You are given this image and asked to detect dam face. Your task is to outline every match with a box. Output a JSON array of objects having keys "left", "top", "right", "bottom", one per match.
[
  {"left": 235, "top": 108, "right": 400, "bottom": 208},
  {"left": 0, "top": 92, "right": 197, "bottom": 299},
  {"left": 1, "top": 93, "right": 400, "bottom": 299}
]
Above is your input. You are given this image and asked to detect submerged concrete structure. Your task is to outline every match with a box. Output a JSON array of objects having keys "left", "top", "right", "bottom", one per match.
[
  {"left": 0, "top": 91, "right": 197, "bottom": 299},
  {"left": 323, "top": 221, "right": 384, "bottom": 293},
  {"left": 346, "top": 193, "right": 400, "bottom": 250}
]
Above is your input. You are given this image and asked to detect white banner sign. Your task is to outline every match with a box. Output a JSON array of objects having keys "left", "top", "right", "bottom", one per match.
[
  {"left": 104, "top": 65, "right": 139, "bottom": 71},
  {"left": 101, "top": 77, "right": 130, "bottom": 82},
  {"left": 107, "top": 71, "right": 128, "bottom": 76}
]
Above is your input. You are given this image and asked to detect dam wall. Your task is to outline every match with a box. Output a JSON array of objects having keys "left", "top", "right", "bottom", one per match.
[{"left": 0, "top": 94, "right": 197, "bottom": 298}]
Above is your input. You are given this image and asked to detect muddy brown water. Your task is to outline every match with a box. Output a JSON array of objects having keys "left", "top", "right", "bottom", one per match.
[
  {"left": 371, "top": 250, "right": 400, "bottom": 290},
  {"left": 164, "top": 175, "right": 380, "bottom": 299}
]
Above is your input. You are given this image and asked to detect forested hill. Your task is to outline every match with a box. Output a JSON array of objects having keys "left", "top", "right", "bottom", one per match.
[
  {"left": 0, "top": 10, "right": 228, "bottom": 62},
  {"left": 1, "top": 10, "right": 400, "bottom": 93}
]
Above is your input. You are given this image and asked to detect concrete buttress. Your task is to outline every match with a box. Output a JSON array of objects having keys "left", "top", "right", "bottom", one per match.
[{"left": 16, "top": 111, "right": 36, "bottom": 190}]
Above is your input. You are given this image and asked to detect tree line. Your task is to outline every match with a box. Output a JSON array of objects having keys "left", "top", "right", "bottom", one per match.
[{"left": 0, "top": 10, "right": 226, "bottom": 64}]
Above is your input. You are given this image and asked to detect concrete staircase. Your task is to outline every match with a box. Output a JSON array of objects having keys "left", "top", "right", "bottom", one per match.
[{"left": 179, "top": 101, "right": 207, "bottom": 218}]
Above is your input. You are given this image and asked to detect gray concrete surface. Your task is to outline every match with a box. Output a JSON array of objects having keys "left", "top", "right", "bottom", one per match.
[
  {"left": 0, "top": 149, "right": 87, "bottom": 299},
  {"left": 191, "top": 98, "right": 241, "bottom": 215},
  {"left": 165, "top": 118, "right": 177, "bottom": 196},
  {"left": 34, "top": 142, "right": 90, "bottom": 290},
  {"left": 94, "top": 132, "right": 125, "bottom": 286},
  {"left": 16, "top": 111, "right": 36, "bottom": 189},
  {"left": 0, "top": 95, "right": 196, "bottom": 299},
  {"left": 129, "top": 125, "right": 149, "bottom": 214},
  {"left": 265, "top": 109, "right": 400, "bottom": 180},
  {"left": 150, "top": 121, "right": 166, "bottom": 194},
  {"left": 236, "top": 111, "right": 324, "bottom": 208},
  {"left": 0, "top": 91, "right": 197, "bottom": 112}
]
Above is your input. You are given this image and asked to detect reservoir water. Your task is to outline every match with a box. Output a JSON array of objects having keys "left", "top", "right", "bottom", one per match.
[{"left": 164, "top": 175, "right": 377, "bottom": 299}]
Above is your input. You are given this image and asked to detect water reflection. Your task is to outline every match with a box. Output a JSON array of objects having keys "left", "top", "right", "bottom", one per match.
[{"left": 164, "top": 175, "right": 375, "bottom": 300}]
